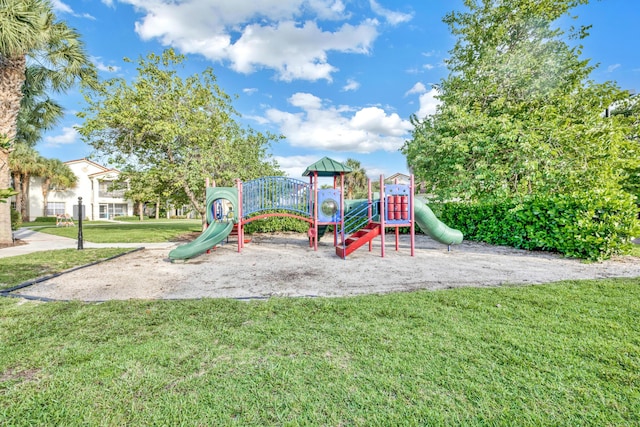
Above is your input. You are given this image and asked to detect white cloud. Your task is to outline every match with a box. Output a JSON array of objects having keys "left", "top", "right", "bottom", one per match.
[
  {"left": 112, "top": 0, "right": 387, "bottom": 81},
  {"left": 51, "top": 0, "right": 73, "bottom": 14},
  {"left": 405, "top": 82, "right": 426, "bottom": 97},
  {"left": 52, "top": 0, "right": 95, "bottom": 19},
  {"left": 91, "top": 57, "right": 121, "bottom": 73},
  {"left": 342, "top": 79, "right": 360, "bottom": 92},
  {"left": 245, "top": 114, "right": 270, "bottom": 125},
  {"left": 369, "top": 0, "right": 413, "bottom": 25},
  {"left": 273, "top": 155, "right": 323, "bottom": 178},
  {"left": 607, "top": 63, "right": 621, "bottom": 73},
  {"left": 416, "top": 88, "right": 440, "bottom": 119},
  {"left": 265, "top": 92, "right": 412, "bottom": 153},
  {"left": 226, "top": 20, "right": 377, "bottom": 81},
  {"left": 44, "top": 126, "right": 80, "bottom": 147},
  {"left": 422, "top": 63, "right": 434, "bottom": 70},
  {"left": 243, "top": 88, "right": 258, "bottom": 95}
]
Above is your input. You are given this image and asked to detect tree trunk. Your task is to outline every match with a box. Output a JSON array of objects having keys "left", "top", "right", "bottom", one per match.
[
  {"left": 180, "top": 181, "right": 206, "bottom": 230},
  {"left": 138, "top": 201, "right": 144, "bottom": 221},
  {"left": 12, "top": 171, "right": 22, "bottom": 217},
  {"left": 20, "top": 173, "right": 30, "bottom": 222},
  {"left": 42, "top": 178, "right": 51, "bottom": 218},
  {"left": 0, "top": 55, "right": 27, "bottom": 243},
  {"left": 0, "top": 150, "right": 12, "bottom": 240},
  {"left": 155, "top": 198, "right": 160, "bottom": 219}
]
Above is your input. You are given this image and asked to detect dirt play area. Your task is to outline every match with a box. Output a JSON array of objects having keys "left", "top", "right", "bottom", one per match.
[{"left": 11, "top": 232, "right": 640, "bottom": 301}]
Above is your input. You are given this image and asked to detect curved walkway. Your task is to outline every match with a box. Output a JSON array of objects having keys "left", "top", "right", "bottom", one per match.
[{"left": 0, "top": 228, "right": 176, "bottom": 259}]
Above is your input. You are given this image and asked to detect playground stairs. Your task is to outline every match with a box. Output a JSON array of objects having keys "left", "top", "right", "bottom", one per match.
[
  {"left": 227, "top": 224, "right": 252, "bottom": 244},
  {"left": 336, "top": 223, "right": 381, "bottom": 258}
]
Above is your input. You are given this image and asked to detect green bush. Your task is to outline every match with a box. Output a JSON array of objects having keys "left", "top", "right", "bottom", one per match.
[
  {"left": 243, "top": 210, "right": 310, "bottom": 234},
  {"left": 32, "top": 216, "right": 57, "bottom": 223},
  {"left": 115, "top": 215, "right": 150, "bottom": 221},
  {"left": 435, "top": 191, "right": 639, "bottom": 261},
  {"left": 10, "top": 208, "right": 21, "bottom": 231}
]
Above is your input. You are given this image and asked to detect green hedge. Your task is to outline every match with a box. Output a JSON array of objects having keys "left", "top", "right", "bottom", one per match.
[
  {"left": 434, "top": 191, "right": 639, "bottom": 261},
  {"left": 114, "top": 215, "right": 151, "bottom": 221},
  {"left": 243, "top": 210, "right": 310, "bottom": 234},
  {"left": 32, "top": 216, "right": 57, "bottom": 223},
  {"left": 11, "top": 208, "right": 21, "bottom": 231}
]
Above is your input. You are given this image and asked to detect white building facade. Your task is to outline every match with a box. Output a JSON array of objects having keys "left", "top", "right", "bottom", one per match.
[{"left": 27, "top": 158, "right": 133, "bottom": 221}]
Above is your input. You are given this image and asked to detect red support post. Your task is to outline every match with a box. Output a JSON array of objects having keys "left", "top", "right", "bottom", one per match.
[
  {"left": 313, "top": 171, "right": 319, "bottom": 251},
  {"left": 368, "top": 179, "right": 373, "bottom": 252},
  {"left": 380, "top": 174, "right": 385, "bottom": 258},
  {"left": 410, "top": 174, "right": 415, "bottom": 257},
  {"left": 236, "top": 179, "right": 243, "bottom": 253}
]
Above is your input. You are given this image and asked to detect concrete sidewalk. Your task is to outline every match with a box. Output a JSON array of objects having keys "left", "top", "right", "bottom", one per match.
[{"left": 0, "top": 228, "right": 177, "bottom": 259}]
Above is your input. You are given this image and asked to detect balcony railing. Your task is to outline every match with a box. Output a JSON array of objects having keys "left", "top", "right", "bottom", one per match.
[{"left": 99, "top": 190, "right": 126, "bottom": 198}]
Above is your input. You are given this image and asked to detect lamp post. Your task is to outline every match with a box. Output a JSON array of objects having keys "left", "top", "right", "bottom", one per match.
[{"left": 77, "top": 197, "right": 84, "bottom": 250}]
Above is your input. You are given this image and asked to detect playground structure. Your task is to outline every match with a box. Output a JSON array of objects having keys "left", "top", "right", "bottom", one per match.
[{"left": 168, "top": 157, "right": 463, "bottom": 261}]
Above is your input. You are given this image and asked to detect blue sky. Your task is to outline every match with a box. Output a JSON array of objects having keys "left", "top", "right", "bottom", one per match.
[{"left": 38, "top": 0, "right": 640, "bottom": 179}]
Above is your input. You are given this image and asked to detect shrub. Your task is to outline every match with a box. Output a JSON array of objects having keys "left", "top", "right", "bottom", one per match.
[
  {"left": 32, "top": 216, "right": 57, "bottom": 223},
  {"left": 243, "top": 210, "right": 310, "bottom": 234},
  {"left": 435, "top": 191, "right": 639, "bottom": 261},
  {"left": 11, "top": 208, "right": 21, "bottom": 231},
  {"left": 115, "top": 215, "right": 150, "bottom": 221}
]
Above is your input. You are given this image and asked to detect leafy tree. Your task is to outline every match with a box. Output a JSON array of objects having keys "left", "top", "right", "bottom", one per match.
[
  {"left": 344, "top": 158, "right": 368, "bottom": 199},
  {"left": 402, "top": 0, "right": 638, "bottom": 201},
  {"left": 610, "top": 94, "right": 640, "bottom": 200},
  {"left": 114, "top": 168, "right": 169, "bottom": 221},
  {"left": 78, "top": 49, "right": 281, "bottom": 226},
  {"left": 8, "top": 65, "right": 66, "bottom": 220},
  {"left": 8, "top": 142, "right": 46, "bottom": 221},
  {"left": 0, "top": 0, "right": 96, "bottom": 243},
  {"left": 0, "top": 188, "right": 17, "bottom": 203},
  {"left": 40, "top": 158, "right": 77, "bottom": 216},
  {"left": 17, "top": 65, "right": 64, "bottom": 147}
]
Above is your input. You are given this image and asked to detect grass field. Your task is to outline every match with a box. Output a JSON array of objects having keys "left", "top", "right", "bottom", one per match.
[
  {"left": 1, "top": 279, "right": 639, "bottom": 425},
  {"left": 27, "top": 219, "right": 202, "bottom": 243}
]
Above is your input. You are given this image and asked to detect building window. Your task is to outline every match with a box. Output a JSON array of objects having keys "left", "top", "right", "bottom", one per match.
[
  {"left": 99, "top": 203, "right": 128, "bottom": 219},
  {"left": 98, "top": 180, "right": 126, "bottom": 198},
  {"left": 46, "top": 202, "right": 65, "bottom": 216}
]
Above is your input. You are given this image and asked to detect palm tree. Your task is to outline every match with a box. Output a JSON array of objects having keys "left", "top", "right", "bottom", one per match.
[
  {"left": 8, "top": 64, "right": 65, "bottom": 220},
  {"left": 41, "top": 158, "right": 76, "bottom": 216},
  {"left": 8, "top": 143, "right": 46, "bottom": 221},
  {"left": 0, "top": 0, "right": 96, "bottom": 243},
  {"left": 17, "top": 65, "right": 64, "bottom": 147},
  {"left": 344, "top": 158, "right": 368, "bottom": 199}
]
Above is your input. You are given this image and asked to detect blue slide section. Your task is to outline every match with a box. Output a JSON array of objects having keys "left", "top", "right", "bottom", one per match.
[{"left": 168, "top": 221, "right": 234, "bottom": 260}]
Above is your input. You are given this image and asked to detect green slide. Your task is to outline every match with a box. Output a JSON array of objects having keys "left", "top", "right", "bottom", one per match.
[
  {"left": 169, "top": 221, "right": 234, "bottom": 261},
  {"left": 414, "top": 198, "right": 463, "bottom": 245}
]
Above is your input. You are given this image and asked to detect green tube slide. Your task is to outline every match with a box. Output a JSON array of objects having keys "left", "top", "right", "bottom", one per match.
[
  {"left": 413, "top": 198, "right": 463, "bottom": 245},
  {"left": 168, "top": 221, "right": 234, "bottom": 261}
]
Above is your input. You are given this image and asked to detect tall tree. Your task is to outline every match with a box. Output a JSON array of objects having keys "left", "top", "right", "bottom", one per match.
[
  {"left": 114, "top": 168, "right": 167, "bottom": 221},
  {"left": 402, "top": 0, "right": 637, "bottom": 201},
  {"left": 0, "top": 0, "right": 96, "bottom": 243},
  {"left": 78, "top": 49, "right": 281, "bottom": 226},
  {"left": 40, "top": 158, "right": 76, "bottom": 216},
  {"left": 8, "top": 65, "right": 65, "bottom": 220},
  {"left": 610, "top": 94, "right": 640, "bottom": 201},
  {"left": 343, "top": 158, "right": 368, "bottom": 199},
  {"left": 8, "top": 142, "right": 46, "bottom": 221},
  {"left": 17, "top": 65, "right": 64, "bottom": 147}
]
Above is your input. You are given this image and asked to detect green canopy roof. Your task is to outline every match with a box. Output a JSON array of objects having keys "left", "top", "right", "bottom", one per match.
[{"left": 302, "top": 157, "right": 353, "bottom": 177}]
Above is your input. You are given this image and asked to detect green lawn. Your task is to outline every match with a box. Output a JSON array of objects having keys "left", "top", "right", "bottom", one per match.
[
  {"left": 1, "top": 279, "right": 639, "bottom": 425},
  {"left": 28, "top": 219, "right": 202, "bottom": 243}
]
